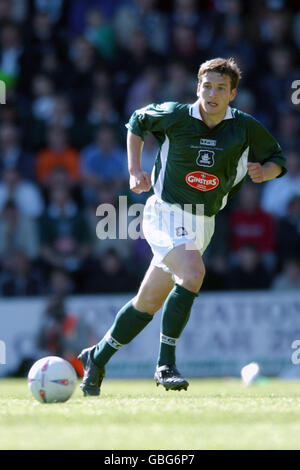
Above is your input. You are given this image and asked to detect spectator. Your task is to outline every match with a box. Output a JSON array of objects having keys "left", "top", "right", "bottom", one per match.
[
  {"left": 67, "top": 36, "right": 99, "bottom": 114},
  {"left": 67, "top": 0, "right": 123, "bottom": 35},
  {"left": 37, "top": 48, "right": 67, "bottom": 92},
  {"left": 0, "top": 0, "right": 15, "bottom": 27},
  {"left": 36, "top": 293, "right": 94, "bottom": 376},
  {"left": 0, "top": 23, "right": 23, "bottom": 87},
  {"left": 31, "top": 74, "right": 56, "bottom": 123},
  {"left": 0, "top": 167, "right": 44, "bottom": 217},
  {"left": 171, "top": 0, "right": 201, "bottom": 31},
  {"left": 0, "top": 250, "right": 42, "bottom": 296},
  {"left": 81, "top": 248, "right": 140, "bottom": 294},
  {"left": 0, "top": 199, "right": 39, "bottom": 259},
  {"left": 293, "top": 9, "right": 300, "bottom": 49},
  {"left": 32, "top": 0, "right": 65, "bottom": 24},
  {"left": 257, "top": 7, "right": 292, "bottom": 47},
  {"left": 42, "top": 166, "right": 82, "bottom": 208},
  {"left": 276, "top": 110, "right": 300, "bottom": 152},
  {"left": 233, "top": 88, "right": 256, "bottom": 115},
  {"left": 201, "top": 254, "right": 229, "bottom": 291},
  {"left": 272, "top": 258, "right": 300, "bottom": 290},
  {"left": 276, "top": 195, "right": 300, "bottom": 267},
  {"left": 47, "top": 268, "right": 75, "bottom": 297},
  {"left": 226, "top": 245, "right": 271, "bottom": 290},
  {"left": 38, "top": 185, "right": 91, "bottom": 280},
  {"left": 115, "top": 29, "right": 164, "bottom": 98},
  {"left": 259, "top": 46, "right": 298, "bottom": 115},
  {"left": 159, "top": 61, "right": 195, "bottom": 103},
  {"left": 171, "top": 23, "right": 199, "bottom": 64},
  {"left": 25, "top": 10, "right": 64, "bottom": 58},
  {"left": 0, "top": 101, "right": 19, "bottom": 126},
  {"left": 86, "top": 95, "right": 120, "bottom": 130},
  {"left": 91, "top": 66, "right": 114, "bottom": 100},
  {"left": 46, "top": 95, "right": 75, "bottom": 130},
  {"left": 20, "top": 11, "right": 59, "bottom": 94},
  {"left": 33, "top": 94, "right": 77, "bottom": 151},
  {"left": 211, "top": 17, "right": 256, "bottom": 75},
  {"left": 261, "top": 150, "right": 300, "bottom": 217},
  {"left": 0, "top": 123, "right": 35, "bottom": 180},
  {"left": 72, "top": 95, "right": 121, "bottom": 149},
  {"left": 36, "top": 126, "right": 80, "bottom": 185},
  {"left": 80, "top": 125, "right": 127, "bottom": 204},
  {"left": 205, "top": 209, "right": 230, "bottom": 259},
  {"left": 234, "top": 86, "right": 275, "bottom": 130},
  {"left": 0, "top": 0, "right": 298, "bottom": 299},
  {"left": 86, "top": 183, "right": 134, "bottom": 262},
  {"left": 229, "top": 182, "right": 276, "bottom": 270},
  {"left": 125, "top": 65, "right": 162, "bottom": 117},
  {"left": 114, "top": 0, "right": 168, "bottom": 55},
  {"left": 83, "top": 8, "right": 116, "bottom": 61}
]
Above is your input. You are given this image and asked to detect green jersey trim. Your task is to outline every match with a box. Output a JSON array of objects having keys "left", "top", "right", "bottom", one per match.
[
  {"left": 152, "top": 135, "right": 170, "bottom": 199},
  {"left": 219, "top": 146, "right": 249, "bottom": 210},
  {"left": 233, "top": 146, "right": 250, "bottom": 186}
]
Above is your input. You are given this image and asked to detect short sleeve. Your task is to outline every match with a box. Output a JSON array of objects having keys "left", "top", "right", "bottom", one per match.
[
  {"left": 125, "top": 102, "right": 179, "bottom": 141},
  {"left": 247, "top": 116, "right": 287, "bottom": 178}
]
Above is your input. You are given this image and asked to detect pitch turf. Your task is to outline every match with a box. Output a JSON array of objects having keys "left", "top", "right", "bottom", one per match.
[{"left": 1, "top": 377, "right": 300, "bottom": 450}]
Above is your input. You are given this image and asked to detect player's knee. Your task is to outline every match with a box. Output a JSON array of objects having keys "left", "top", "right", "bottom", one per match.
[{"left": 181, "top": 265, "right": 206, "bottom": 292}]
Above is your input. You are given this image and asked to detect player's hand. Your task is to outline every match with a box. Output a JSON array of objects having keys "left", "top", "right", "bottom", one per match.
[
  {"left": 129, "top": 171, "right": 152, "bottom": 193},
  {"left": 247, "top": 162, "right": 265, "bottom": 183}
]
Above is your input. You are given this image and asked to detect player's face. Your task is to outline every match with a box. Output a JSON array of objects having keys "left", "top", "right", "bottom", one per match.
[{"left": 197, "top": 72, "right": 237, "bottom": 117}]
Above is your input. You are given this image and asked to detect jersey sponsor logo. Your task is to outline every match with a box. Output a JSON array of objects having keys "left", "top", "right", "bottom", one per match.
[
  {"left": 185, "top": 171, "right": 220, "bottom": 192},
  {"left": 196, "top": 149, "right": 215, "bottom": 167},
  {"left": 200, "top": 138, "right": 216, "bottom": 146}
]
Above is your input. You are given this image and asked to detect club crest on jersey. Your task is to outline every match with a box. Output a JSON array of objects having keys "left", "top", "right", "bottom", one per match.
[
  {"left": 185, "top": 171, "right": 219, "bottom": 192},
  {"left": 196, "top": 150, "right": 215, "bottom": 167}
]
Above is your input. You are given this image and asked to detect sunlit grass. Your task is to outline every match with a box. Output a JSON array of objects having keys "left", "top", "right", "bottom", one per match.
[{"left": 1, "top": 378, "right": 300, "bottom": 449}]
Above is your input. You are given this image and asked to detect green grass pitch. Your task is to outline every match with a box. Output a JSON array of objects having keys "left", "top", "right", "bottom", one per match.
[{"left": 1, "top": 377, "right": 300, "bottom": 450}]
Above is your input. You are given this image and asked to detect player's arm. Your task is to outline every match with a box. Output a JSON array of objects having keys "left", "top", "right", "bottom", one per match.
[
  {"left": 127, "top": 130, "right": 152, "bottom": 194},
  {"left": 247, "top": 161, "right": 282, "bottom": 183},
  {"left": 125, "top": 102, "right": 179, "bottom": 194},
  {"left": 246, "top": 114, "right": 287, "bottom": 183}
]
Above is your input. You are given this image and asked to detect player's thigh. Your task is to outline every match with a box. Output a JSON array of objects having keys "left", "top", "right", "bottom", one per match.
[
  {"left": 133, "top": 264, "right": 174, "bottom": 315},
  {"left": 162, "top": 242, "right": 205, "bottom": 290}
]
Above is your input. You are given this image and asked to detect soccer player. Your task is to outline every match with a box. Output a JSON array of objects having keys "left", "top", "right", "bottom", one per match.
[{"left": 78, "top": 57, "right": 287, "bottom": 395}]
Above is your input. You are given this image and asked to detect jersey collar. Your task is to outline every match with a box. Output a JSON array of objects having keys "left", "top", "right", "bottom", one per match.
[{"left": 189, "top": 100, "right": 234, "bottom": 121}]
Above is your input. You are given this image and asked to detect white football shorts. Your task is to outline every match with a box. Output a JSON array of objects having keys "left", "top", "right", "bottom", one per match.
[{"left": 142, "top": 194, "right": 215, "bottom": 271}]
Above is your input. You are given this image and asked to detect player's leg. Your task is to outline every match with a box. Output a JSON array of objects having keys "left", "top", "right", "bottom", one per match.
[
  {"left": 163, "top": 242, "right": 205, "bottom": 292},
  {"left": 78, "top": 264, "right": 174, "bottom": 396},
  {"left": 133, "top": 263, "right": 175, "bottom": 314},
  {"left": 93, "top": 264, "right": 174, "bottom": 364},
  {"left": 154, "top": 242, "right": 205, "bottom": 391}
]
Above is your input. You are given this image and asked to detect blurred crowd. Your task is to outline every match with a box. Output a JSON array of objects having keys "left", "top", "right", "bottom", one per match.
[{"left": 0, "top": 0, "right": 300, "bottom": 298}]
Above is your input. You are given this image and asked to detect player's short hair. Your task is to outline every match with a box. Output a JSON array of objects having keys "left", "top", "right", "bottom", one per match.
[{"left": 198, "top": 57, "right": 242, "bottom": 90}]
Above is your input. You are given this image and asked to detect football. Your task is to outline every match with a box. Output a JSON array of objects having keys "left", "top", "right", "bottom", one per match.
[{"left": 27, "top": 356, "right": 77, "bottom": 403}]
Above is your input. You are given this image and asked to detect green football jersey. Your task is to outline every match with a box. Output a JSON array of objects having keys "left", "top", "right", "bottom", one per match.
[{"left": 126, "top": 101, "right": 287, "bottom": 216}]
